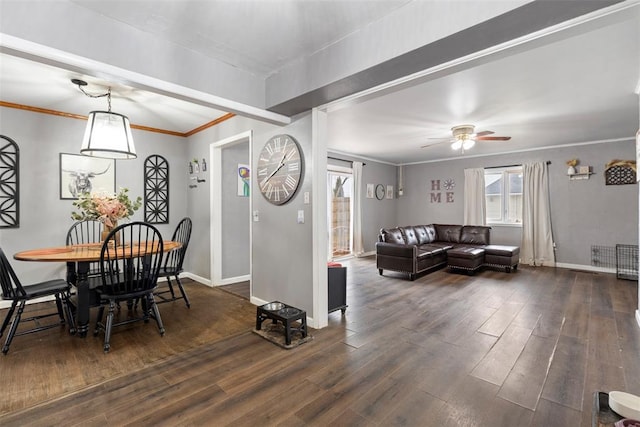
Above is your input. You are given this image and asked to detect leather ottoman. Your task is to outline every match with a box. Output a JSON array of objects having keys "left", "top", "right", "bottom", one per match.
[
  {"left": 447, "top": 247, "right": 485, "bottom": 274},
  {"left": 484, "top": 245, "right": 520, "bottom": 272}
]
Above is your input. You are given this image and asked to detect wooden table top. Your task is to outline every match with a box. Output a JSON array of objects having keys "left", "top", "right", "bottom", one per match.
[{"left": 14, "top": 241, "right": 181, "bottom": 263}]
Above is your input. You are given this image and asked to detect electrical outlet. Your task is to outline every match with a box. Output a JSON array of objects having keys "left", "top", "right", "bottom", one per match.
[{"left": 304, "top": 192, "right": 310, "bottom": 204}]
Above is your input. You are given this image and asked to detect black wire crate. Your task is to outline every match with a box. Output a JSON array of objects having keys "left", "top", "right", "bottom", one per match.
[{"left": 616, "top": 244, "right": 638, "bottom": 281}]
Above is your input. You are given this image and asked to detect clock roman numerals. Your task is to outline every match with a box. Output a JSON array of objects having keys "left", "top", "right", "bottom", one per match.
[{"left": 284, "top": 174, "right": 297, "bottom": 189}]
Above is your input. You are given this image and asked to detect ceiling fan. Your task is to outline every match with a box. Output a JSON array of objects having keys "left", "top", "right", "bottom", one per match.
[{"left": 421, "top": 124, "right": 511, "bottom": 153}]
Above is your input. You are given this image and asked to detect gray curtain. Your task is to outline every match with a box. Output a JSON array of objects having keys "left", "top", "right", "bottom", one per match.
[{"left": 521, "top": 162, "right": 555, "bottom": 266}]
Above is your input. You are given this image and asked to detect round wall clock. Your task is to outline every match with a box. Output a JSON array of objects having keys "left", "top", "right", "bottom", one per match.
[
  {"left": 375, "top": 184, "right": 385, "bottom": 200},
  {"left": 257, "top": 134, "right": 304, "bottom": 205}
]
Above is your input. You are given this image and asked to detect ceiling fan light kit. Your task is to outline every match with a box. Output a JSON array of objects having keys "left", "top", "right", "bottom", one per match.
[
  {"left": 451, "top": 125, "right": 477, "bottom": 152},
  {"left": 422, "top": 124, "right": 511, "bottom": 153}
]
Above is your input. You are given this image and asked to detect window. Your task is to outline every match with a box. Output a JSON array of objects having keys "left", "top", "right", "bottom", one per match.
[{"left": 485, "top": 166, "right": 522, "bottom": 225}]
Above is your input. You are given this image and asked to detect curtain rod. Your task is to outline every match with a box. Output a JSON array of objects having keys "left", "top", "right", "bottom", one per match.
[
  {"left": 328, "top": 156, "right": 366, "bottom": 166},
  {"left": 484, "top": 161, "right": 551, "bottom": 170}
]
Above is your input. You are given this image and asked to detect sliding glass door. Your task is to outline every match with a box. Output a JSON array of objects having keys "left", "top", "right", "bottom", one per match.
[{"left": 327, "top": 167, "right": 353, "bottom": 260}]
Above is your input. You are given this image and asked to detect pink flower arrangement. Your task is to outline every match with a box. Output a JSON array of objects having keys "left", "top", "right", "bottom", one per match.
[{"left": 71, "top": 188, "right": 142, "bottom": 228}]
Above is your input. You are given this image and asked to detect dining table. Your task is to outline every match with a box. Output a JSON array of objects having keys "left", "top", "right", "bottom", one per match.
[{"left": 14, "top": 240, "right": 181, "bottom": 337}]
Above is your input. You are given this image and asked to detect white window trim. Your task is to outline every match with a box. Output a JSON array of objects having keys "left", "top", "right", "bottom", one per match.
[{"left": 485, "top": 166, "right": 523, "bottom": 227}]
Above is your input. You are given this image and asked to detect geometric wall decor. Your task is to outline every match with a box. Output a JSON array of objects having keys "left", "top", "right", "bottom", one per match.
[
  {"left": 604, "top": 159, "right": 636, "bottom": 185},
  {"left": 144, "top": 155, "right": 169, "bottom": 224},
  {"left": 0, "top": 135, "right": 19, "bottom": 228}
]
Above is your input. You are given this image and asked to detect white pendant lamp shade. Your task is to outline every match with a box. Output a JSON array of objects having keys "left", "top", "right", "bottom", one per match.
[{"left": 81, "top": 110, "right": 137, "bottom": 159}]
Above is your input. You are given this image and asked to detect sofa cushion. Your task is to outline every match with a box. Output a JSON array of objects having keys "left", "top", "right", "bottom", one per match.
[
  {"left": 400, "top": 226, "right": 419, "bottom": 246},
  {"left": 380, "top": 228, "right": 406, "bottom": 245},
  {"left": 414, "top": 224, "right": 436, "bottom": 244},
  {"left": 484, "top": 245, "right": 520, "bottom": 257},
  {"left": 434, "top": 224, "right": 462, "bottom": 243},
  {"left": 460, "top": 226, "right": 491, "bottom": 245},
  {"left": 426, "top": 242, "right": 454, "bottom": 251},
  {"left": 447, "top": 246, "right": 485, "bottom": 259}
]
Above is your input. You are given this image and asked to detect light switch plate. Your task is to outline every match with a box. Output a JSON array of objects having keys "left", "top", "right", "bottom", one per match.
[
  {"left": 304, "top": 192, "right": 310, "bottom": 204},
  {"left": 253, "top": 210, "right": 259, "bottom": 222},
  {"left": 297, "top": 210, "right": 304, "bottom": 224}
]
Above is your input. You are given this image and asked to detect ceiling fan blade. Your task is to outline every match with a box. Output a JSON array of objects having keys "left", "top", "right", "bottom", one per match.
[
  {"left": 475, "top": 130, "right": 494, "bottom": 137},
  {"left": 476, "top": 136, "right": 511, "bottom": 141},
  {"left": 421, "top": 140, "right": 449, "bottom": 148}
]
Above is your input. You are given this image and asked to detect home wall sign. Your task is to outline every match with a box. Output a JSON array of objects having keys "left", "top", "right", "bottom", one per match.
[
  {"left": 430, "top": 179, "right": 455, "bottom": 203},
  {"left": 144, "top": 155, "right": 169, "bottom": 224},
  {"left": 604, "top": 159, "right": 636, "bottom": 185},
  {"left": 0, "top": 135, "right": 19, "bottom": 228}
]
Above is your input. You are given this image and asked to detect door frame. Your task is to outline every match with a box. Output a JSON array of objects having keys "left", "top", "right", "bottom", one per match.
[
  {"left": 327, "top": 164, "right": 354, "bottom": 260},
  {"left": 210, "top": 130, "right": 252, "bottom": 288}
]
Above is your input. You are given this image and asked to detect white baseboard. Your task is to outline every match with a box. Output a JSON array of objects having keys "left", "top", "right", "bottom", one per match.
[
  {"left": 250, "top": 295, "right": 268, "bottom": 307},
  {"left": 357, "top": 251, "right": 376, "bottom": 258},
  {"left": 555, "top": 262, "right": 616, "bottom": 274},
  {"left": 182, "top": 272, "right": 250, "bottom": 287},
  {"left": 636, "top": 310, "right": 640, "bottom": 329},
  {"left": 181, "top": 272, "right": 212, "bottom": 287},
  {"left": 216, "top": 275, "right": 251, "bottom": 286}
]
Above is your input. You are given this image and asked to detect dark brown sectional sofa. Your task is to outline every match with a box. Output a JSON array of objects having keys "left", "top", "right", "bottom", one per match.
[{"left": 376, "top": 224, "right": 519, "bottom": 280}]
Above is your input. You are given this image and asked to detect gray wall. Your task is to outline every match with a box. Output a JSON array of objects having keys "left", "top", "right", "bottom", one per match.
[
  {"left": 184, "top": 115, "right": 277, "bottom": 279},
  {"left": 328, "top": 153, "right": 397, "bottom": 253},
  {"left": 0, "top": 107, "right": 188, "bottom": 284},
  {"left": 221, "top": 143, "right": 250, "bottom": 279},
  {"left": 397, "top": 140, "right": 638, "bottom": 266},
  {"left": 186, "top": 113, "right": 316, "bottom": 317},
  {"left": 251, "top": 114, "right": 314, "bottom": 314}
]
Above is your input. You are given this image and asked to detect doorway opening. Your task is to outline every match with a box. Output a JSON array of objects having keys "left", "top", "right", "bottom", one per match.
[{"left": 327, "top": 166, "right": 353, "bottom": 260}]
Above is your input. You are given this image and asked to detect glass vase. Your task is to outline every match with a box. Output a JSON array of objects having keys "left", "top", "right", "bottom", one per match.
[{"left": 101, "top": 221, "right": 120, "bottom": 245}]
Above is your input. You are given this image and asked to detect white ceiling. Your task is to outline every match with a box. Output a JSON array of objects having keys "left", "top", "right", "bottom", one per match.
[
  {"left": 0, "top": 1, "right": 638, "bottom": 164},
  {"left": 328, "top": 10, "right": 640, "bottom": 164},
  {"left": 69, "top": 0, "right": 413, "bottom": 79}
]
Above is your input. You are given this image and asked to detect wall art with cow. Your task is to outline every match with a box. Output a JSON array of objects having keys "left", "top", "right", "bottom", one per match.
[{"left": 59, "top": 153, "right": 116, "bottom": 199}]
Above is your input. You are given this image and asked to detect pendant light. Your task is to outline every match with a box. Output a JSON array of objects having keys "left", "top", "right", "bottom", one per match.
[{"left": 72, "top": 79, "right": 137, "bottom": 159}]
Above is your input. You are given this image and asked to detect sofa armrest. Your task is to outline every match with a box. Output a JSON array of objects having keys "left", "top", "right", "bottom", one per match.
[{"left": 375, "top": 242, "right": 416, "bottom": 258}]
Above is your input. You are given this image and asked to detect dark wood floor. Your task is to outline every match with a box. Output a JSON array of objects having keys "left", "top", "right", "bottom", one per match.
[
  {"left": 1, "top": 258, "right": 639, "bottom": 426},
  {"left": 219, "top": 280, "right": 250, "bottom": 300}
]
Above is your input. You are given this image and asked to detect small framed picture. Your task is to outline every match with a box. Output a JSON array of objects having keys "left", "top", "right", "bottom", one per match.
[
  {"left": 386, "top": 185, "right": 394, "bottom": 199},
  {"left": 59, "top": 153, "right": 116, "bottom": 200},
  {"left": 366, "top": 183, "right": 374, "bottom": 198},
  {"left": 578, "top": 165, "right": 590, "bottom": 175}
]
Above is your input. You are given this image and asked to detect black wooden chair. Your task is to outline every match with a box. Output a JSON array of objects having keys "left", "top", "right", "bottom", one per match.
[
  {"left": 66, "top": 220, "right": 104, "bottom": 278},
  {"left": 66, "top": 219, "right": 104, "bottom": 246},
  {"left": 92, "top": 222, "right": 165, "bottom": 353},
  {"left": 0, "top": 247, "right": 75, "bottom": 355},
  {"left": 155, "top": 217, "right": 192, "bottom": 308}
]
